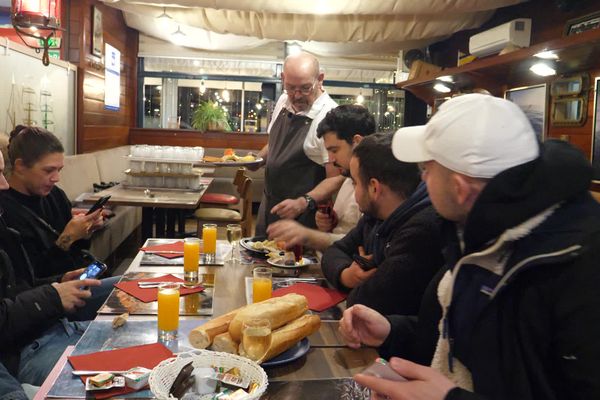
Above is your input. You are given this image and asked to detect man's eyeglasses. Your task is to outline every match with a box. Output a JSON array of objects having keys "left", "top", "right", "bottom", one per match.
[{"left": 284, "top": 81, "right": 317, "bottom": 95}]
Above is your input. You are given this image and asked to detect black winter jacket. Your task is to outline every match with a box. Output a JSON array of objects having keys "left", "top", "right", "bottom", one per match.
[
  {"left": 380, "top": 140, "right": 600, "bottom": 400},
  {"left": 321, "top": 183, "right": 444, "bottom": 316}
]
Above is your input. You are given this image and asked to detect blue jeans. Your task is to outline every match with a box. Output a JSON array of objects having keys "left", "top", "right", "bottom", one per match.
[
  {"left": 17, "top": 319, "right": 89, "bottom": 386},
  {"left": 70, "top": 276, "right": 120, "bottom": 321},
  {"left": 0, "top": 362, "right": 27, "bottom": 400}
]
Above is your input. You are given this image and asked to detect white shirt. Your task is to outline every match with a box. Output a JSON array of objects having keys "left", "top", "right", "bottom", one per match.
[
  {"left": 267, "top": 91, "right": 337, "bottom": 165},
  {"left": 329, "top": 178, "right": 361, "bottom": 241}
]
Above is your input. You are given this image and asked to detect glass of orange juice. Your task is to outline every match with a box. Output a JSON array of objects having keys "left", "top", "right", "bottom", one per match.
[
  {"left": 202, "top": 223, "right": 217, "bottom": 263},
  {"left": 157, "top": 283, "right": 180, "bottom": 341},
  {"left": 183, "top": 237, "right": 200, "bottom": 288},
  {"left": 252, "top": 267, "right": 272, "bottom": 303}
]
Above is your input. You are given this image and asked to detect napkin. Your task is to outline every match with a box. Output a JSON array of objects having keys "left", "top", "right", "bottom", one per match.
[
  {"left": 141, "top": 241, "right": 203, "bottom": 259},
  {"left": 114, "top": 274, "right": 204, "bottom": 303},
  {"left": 272, "top": 282, "right": 346, "bottom": 312},
  {"left": 68, "top": 343, "right": 173, "bottom": 399}
]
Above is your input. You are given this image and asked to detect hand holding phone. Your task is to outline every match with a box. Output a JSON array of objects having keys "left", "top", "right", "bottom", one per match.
[
  {"left": 362, "top": 358, "right": 407, "bottom": 382},
  {"left": 86, "top": 195, "right": 111, "bottom": 215}
]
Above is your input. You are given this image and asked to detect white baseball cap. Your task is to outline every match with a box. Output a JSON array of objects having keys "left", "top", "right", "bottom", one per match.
[{"left": 392, "top": 93, "right": 540, "bottom": 178}]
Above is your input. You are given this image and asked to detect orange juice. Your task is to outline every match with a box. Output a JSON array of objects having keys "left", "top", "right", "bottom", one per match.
[
  {"left": 184, "top": 239, "right": 200, "bottom": 273},
  {"left": 252, "top": 278, "right": 272, "bottom": 303},
  {"left": 202, "top": 224, "right": 217, "bottom": 255},
  {"left": 158, "top": 285, "right": 180, "bottom": 333}
]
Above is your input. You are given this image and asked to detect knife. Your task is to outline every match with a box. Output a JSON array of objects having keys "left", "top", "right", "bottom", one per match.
[
  {"left": 72, "top": 370, "right": 129, "bottom": 376},
  {"left": 137, "top": 281, "right": 181, "bottom": 288}
]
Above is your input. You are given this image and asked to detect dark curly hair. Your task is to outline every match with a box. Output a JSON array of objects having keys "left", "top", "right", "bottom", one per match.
[
  {"left": 316, "top": 104, "right": 376, "bottom": 143},
  {"left": 8, "top": 125, "right": 64, "bottom": 168}
]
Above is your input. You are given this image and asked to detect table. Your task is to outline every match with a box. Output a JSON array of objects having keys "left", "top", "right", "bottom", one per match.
[
  {"left": 43, "top": 239, "right": 377, "bottom": 398},
  {"left": 84, "top": 178, "right": 213, "bottom": 239}
]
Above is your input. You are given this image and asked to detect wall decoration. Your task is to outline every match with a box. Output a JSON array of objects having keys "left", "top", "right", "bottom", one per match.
[
  {"left": 92, "top": 6, "right": 103, "bottom": 57},
  {"left": 505, "top": 84, "right": 547, "bottom": 141},
  {"left": 564, "top": 11, "right": 600, "bottom": 36},
  {"left": 104, "top": 43, "right": 120, "bottom": 111}
]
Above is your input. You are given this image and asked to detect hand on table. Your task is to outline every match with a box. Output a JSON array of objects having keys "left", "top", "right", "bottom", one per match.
[
  {"left": 354, "top": 357, "right": 457, "bottom": 400},
  {"left": 266, "top": 219, "right": 307, "bottom": 249},
  {"left": 271, "top": 197, "right": 307, "bottom": 220},
  {"left": 51, "top": 279, "right": 101, "bottom": 313},
  {"left": 340, "top": 246, "right": 375, "bottom": 289},
  {"left": 338, "top": 304, "right": 390, "bottom": 349}
]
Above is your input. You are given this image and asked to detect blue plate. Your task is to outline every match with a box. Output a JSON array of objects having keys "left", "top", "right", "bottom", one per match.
[{"left": 261, "top": 338, "right": 310, "bottom": 367}]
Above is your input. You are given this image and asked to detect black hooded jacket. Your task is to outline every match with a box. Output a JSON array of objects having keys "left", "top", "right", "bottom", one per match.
[{"left": 380, "top": 140, "right": 600, "bottom": 400}]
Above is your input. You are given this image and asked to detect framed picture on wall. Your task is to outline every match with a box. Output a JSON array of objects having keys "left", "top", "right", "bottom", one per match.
[
  {"left": 505, "top": 84, "right": 547, "bottom": 141},
  {"left": 92, "top": 6, "right": 103, "bottom": 57},
  {"left": 591, "top": 78, "right": 600, "bottom": 180}
]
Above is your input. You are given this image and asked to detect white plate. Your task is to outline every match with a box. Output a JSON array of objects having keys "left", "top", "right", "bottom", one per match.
[
  {"left": 199, "top": 157, "right": 263, "bottom": 167},
  {"left": 239, "top": 236, "right": 273, "bottom": 255},
  {"left": 267, "top": 256, "right": 318, "bottom": 269}
]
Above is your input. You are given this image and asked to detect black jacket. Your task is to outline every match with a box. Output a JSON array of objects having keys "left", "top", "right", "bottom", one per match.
[
  {"left": 321, "top": 183, "right": 444, "bottom": 316},
  {"left": 0, "top": 218, "right": 64, "bottom": 375},
  {"left": 381, "top": 140, "right": 600, "bottom": 400},
  {"left": 0, "top": 186, "right": 91, "bottom": 286}
]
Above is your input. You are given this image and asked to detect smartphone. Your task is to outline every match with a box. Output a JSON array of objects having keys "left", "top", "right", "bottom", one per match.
[
  {"left": 79, "top": 260, "right": 107, "bottom": 280},
  {"left": 353, "top": 254, "right": 376, "bottom": 271},
  {"left": 86, "top": 195, "right": 111, "bottom": 215},
  {"left": 317, "top": 202, "right": 333, "bottom": 217},
  {"left": 362, "top": 358, "right": 407, "bottom": 382}
]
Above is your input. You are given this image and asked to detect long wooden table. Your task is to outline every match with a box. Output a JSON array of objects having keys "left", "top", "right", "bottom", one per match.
[
  {"left": 42, "top": 239, "right": 378, "bottom": 398},
  {"left": 84, "top": 178, "right": 213, "bottom": 239}
]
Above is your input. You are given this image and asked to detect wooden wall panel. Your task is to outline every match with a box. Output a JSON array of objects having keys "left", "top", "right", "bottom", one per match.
[
  {"left": 130, "top": 129, "right": 268, "bottom": 150},
  {"left": 67, "top": 0, "right": 138, "bottom": 154}
]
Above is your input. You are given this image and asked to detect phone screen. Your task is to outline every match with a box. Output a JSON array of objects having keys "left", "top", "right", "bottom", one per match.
[
  {"left": 86, "top": 195, "right": 111, "bottom": 215},
  {"left": 79, "top": 260, "right": 107, "bottom": 280}
]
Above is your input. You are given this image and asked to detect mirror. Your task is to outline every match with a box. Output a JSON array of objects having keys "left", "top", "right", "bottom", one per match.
[
  {"left": 550, "top": 74, "right": 588, "bottom": 96},
  {"left": 551, "top": 97, "right": 587, "bottom": 126}
]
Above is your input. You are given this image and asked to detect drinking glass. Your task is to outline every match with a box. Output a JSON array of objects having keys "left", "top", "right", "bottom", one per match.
[
  {"left": 226, "top": 224, "right": 242, "bottom": 262},
  {"left": 157, "top": 283, "right": 180, "bottom": 341},
  {"left": 242, "top": 319, "right": 272, "bottom": 362},
  {"left": 252, "top": 267, "right": 272, "bottom": 303},
  {"left": 202, "top": 223, "right": 217, "bottom": 263},
  {"left": 183, "top": 237, "right": 200, "bottom": 288}
]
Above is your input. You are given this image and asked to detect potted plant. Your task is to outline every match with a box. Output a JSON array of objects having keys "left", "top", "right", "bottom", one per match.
[{"left": 192, "top": 101, "right": 232, "bottom": 132}]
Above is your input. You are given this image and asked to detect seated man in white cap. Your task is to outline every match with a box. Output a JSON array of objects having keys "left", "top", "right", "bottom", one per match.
[{"left": 338, "top": 93, "right": 600, "bottom": 400}]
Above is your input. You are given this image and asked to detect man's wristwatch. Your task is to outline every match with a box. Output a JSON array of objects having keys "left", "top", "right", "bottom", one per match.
[{"left": 303, "top": 194, "right": 317, "bottom": 211}]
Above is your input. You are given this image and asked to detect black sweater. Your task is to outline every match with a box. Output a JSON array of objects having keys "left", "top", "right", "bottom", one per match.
[
  {"left": 0, "top": 187, "right": 91, "bottom": 286},
  {"left": 321, "top": 186, "right": 444, "bottom": 316}
]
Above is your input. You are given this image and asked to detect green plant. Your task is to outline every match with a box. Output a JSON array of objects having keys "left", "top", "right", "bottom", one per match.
[{"left": 192, "top": 101, "right": 231, "bottom": 132}]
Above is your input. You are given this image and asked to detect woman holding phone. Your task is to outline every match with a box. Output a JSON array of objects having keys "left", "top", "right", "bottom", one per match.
[{"left": 0, "top": 125, "right": 117, "bottom": 319}]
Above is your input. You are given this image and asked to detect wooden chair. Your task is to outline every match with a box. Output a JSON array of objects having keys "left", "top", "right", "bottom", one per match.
[
  {"left": 197, "top": 168, "right": 246, "bottom": 207},
  {"left": 194, "top": 169, "right": 253, "bottom": 237}
]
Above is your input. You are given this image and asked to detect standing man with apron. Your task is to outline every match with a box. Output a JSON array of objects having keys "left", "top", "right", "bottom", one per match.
[{"left": 254, "top": 52, "right": 338, "bottom": 236}]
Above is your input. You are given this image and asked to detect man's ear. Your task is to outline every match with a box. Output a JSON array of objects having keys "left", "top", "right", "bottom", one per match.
[
  {"left": 13, "top": 159, "right": 26, "bottom": 176},
  {"left": 352, "top": 134, "right": 363, "bottom": 146},
  {"left": 452, "top": 173, "right": 478, "bottom": 206},
  {"left": 368, "top": 178, "right": 380, "bottom": 199}
]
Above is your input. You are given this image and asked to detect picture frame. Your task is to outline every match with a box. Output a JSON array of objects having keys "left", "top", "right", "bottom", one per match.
[
  {"left": 92, "top": 6, "right": 103, "bottom": 57},
  {"left": 505, "top": 84, "right": 548, "bottom": 142},
  {"left": 591, "top": 78, "right": 600, "bottom": 180},
  {"left": 564, "top": 11, "right": 600, "bottom": 36}
]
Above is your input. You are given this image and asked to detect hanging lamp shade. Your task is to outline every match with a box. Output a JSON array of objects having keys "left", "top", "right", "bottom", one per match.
[{"left": 11, "top": 0, "right": 62, "bottom": 66}]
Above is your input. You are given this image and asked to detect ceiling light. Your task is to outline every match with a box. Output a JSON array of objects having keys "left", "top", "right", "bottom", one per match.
[
  {"left": 199, "top": 80, "right": 206, "bottom": 94},
  {"left": 438, "top": 75, "right": 454, "bottom": 83},
  {"left": 170, "top": 26, "right": 186, "bottom": 46},
  {"left": 529, "top": 62, "right": 556, "bottom": 77},
  {"left": 356, "top": 94, "right": 365, "bottom": 104},
  {"left": 286, "top": 43, "right": 302, "bottom": 57},
  {"left": 156, "top": 7, "right": 174, "bottom": 31},
  {"left": 433, "top": 83, "right": 452, "bottom": 93},
  {"left": 534, "top": 50, "right": 559, "bottom": 60},
  {"left": 222, "top": 89, "right": 230, "bottom": 103}
]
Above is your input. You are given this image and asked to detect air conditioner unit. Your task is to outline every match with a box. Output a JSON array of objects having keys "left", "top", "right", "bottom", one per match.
[{"left": 469, "top": 18, "right": 531, "bottom": 57}]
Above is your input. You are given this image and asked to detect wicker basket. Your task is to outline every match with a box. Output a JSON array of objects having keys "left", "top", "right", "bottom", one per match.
[{"left": 149, "top": 349, "right": 268, "bottom": 400}]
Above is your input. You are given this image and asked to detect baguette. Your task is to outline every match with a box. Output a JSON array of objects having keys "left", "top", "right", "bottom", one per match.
[
  {"left": 210, "top": 332, "right": 239, "bottom": 355},
  {"left": 189, "top": 308, "right": 244, "bottom": 349},
  {"left": 228, "top": 294, "right": 308, "bottom": 342}
]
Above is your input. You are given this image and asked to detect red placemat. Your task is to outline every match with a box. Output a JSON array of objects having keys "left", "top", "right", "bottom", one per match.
[
  {"left": 114, "top": 274, "right": 204, "bottom": 303},
  {"left": 272, "top": 282, "right": 347, "bottom": 312},
  {"left": 141, "top": 241, "right": 203, "bottom": 259},
  {"left": 68, "top": 343, "right": 173, "bottom": 399}
]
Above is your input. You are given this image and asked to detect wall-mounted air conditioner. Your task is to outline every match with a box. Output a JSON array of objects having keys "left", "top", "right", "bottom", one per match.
[{"left": 469, "top": 18, "right": 532, "bottom": 57}]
